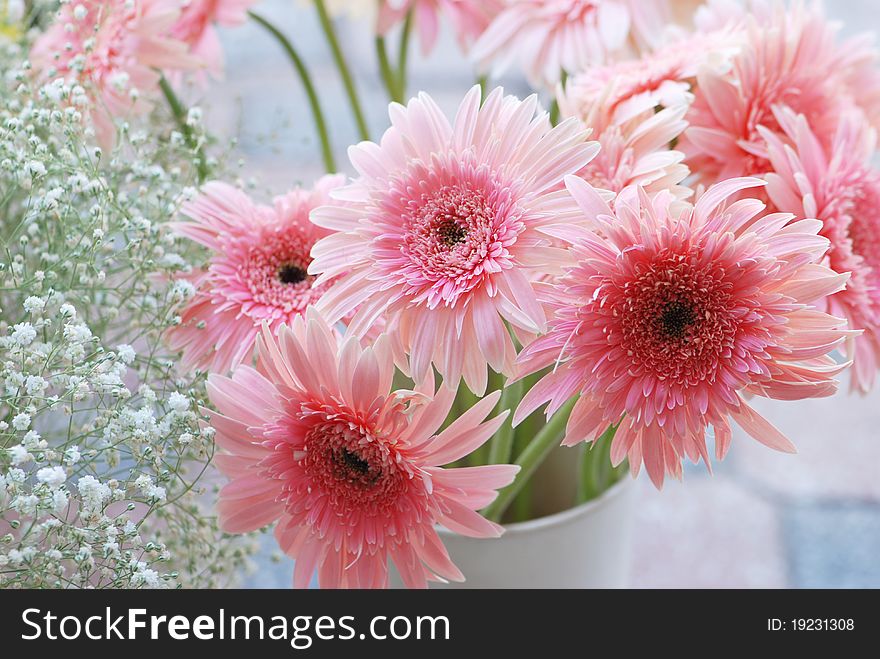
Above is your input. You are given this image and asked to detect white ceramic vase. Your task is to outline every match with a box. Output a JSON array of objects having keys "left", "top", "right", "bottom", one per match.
[
  {"left": 432, "top": 476, "right": 635, "bottom": 589},
  {"left": 392, "top": 447, "right": 638, "bottom": 589}
]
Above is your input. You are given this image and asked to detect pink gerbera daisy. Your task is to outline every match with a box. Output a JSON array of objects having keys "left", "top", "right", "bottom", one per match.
[
  {"left": 377, "top": 0, "right": 503, "bottom": 55},
  {"left": 515, "top": 176, "right": 853, "bottom": 488},
  {"left": 168, "top": 0, "right": 259, "bottom": 82},
  {"left": 166, "top": 175, "right": 347, "bottom": 373},
  {"left": 309, "top": 86, "right": 599, "bottom": 394},
  {"left": 558, "top": 96, "right": 690, "bottom": 200},
  {"left": 471, "top": 0, "right": 670, "bottom": 87},
  {"left": 30, "top": 0, "right": 197, "bottom": 149},
  {"left": 558, "top": 28, "right": 740, "bottom": 126},
  {"left": 681, "top": 2, "right": 868, "bottom": 185},
  {"left": 208, "top": 311, "right": 518, "bottom": 588},
  {"left": 762, "top": 107, "right": 880, "bottom": 392}
]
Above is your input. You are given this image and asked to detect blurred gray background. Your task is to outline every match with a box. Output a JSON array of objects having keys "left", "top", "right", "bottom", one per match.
[{"left": 201, "top": 0, "right": 880, "bottom": 588}]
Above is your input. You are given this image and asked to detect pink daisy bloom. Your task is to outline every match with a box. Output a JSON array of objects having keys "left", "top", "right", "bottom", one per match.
[
  {"left": 308, "top": 86, "right": 599, "bottom": 395},
  {"left": 30, "top": 0, "right": 197, "bottom": 149},
  {"left": 166, "top": 175, "right": 347, "bottom": 373},
  {"left": 515, "top": 176, "right": 853, "bottom": 488},
  {"left": 558, "top": 28, "right": 741, "bottom": 126},
  {"left": 558, "top": 96, "right": 690, "bottom": 200},
  {"left": 168, "top": 0, "right": 259, "bottom": 82},
  {"left": 834, "top": 31, "right": 880, "bottom": 135},
  {"left": 762, "top": 107, "right": 880, "bottom": 393},
  {"left": 208, "top": 311, "right": 518, "bottom": 588},
  {"left": 471, "top": 0, "right": 670, "bottom": 87},
  {"left": 681, "top": 2, "right": 869, "bottom": 185},
  {"left": 377, "top": 0, "right": 503, "bottom": 55}
]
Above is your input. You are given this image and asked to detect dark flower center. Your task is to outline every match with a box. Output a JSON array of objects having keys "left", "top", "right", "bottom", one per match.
[
  {"left": 658, "top": 301, "right": 696, "bottom": 340},
  {"left": 436, "top": 218, "right": 468, "bottom": 247},
  {"left": 340, "top": 448, "right": 370, "bottom": 476},
  {"left": 277, "top": 263, "right": 308, "bottom": 285}
]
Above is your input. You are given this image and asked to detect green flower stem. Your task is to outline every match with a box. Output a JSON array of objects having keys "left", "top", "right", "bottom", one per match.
[
  {"left": 375, "top": 35, "right": 399, "bottom": 102},
  {"left": 510, "top": 477, "right": 532, "bottom": 523},
  {"left": 248, "top": 11, "right": 336, "bottom": 173},
  {"left": 483, "top": 397, "right": 577, "bottom": 523},
  {"left": 313, "top": 0, "right": 370, "bottom": 141},
  {"left": 487, "top": 377, "right": 522, "bottom": 465},
  {"left": 576, "top": 423, "right": 617, "bottom": 504},
  {"left": 455, "top": 385, "right": 481, "bottom": 466},
  {"left": 477, "top": 74, "right": 489, "bottom": 103},
  {"left": 396, "top": 10, "right": 413, "bottom": 102},
  {"left": 469, "top": 370, "right": 505, "bottom": 466},
  {"left": 158, "top": 76, "right": 208, "bottom": 183},
  {"left": 549, "top": 69, "right": 568, "bottom": 126}
]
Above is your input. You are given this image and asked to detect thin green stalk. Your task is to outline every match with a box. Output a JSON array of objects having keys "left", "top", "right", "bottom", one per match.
[
  {"left": 313, "top": 0, "right": 370, "bottom": 140},
  {"left": 395, "top": 10, "right": 413, "bottom": 103},
  {"left": 483, "top": 397, "right": 577, "bottom": 522},
  {"left": 576, "top": 423, "right": 617, "bottom": 504},
  {"left": 470, "top": 370, "right": 505, "bottom": 466},
  {"left": 487, "top": 377, "right": 522, "bottom": 465},
  {"left": 248, "top": 11, "right": 336, "bottom": 172},
  {"left": 549, "top": 69, "right": 568, "bottom": 126},
  {"left": 510, "top": 478, "right": 532, "bottom": 523},
  {"left": 477, "top": 74, "right": 489, "bottom": 103},
  {"left": 455, "top": 385, "right": 480, "bottom": 466},
  {"left": 375, "top": 35, "right": 399, "bottom": 102},
  {"left": 158, "top": 76, "right": 208, "bottom": 183}
]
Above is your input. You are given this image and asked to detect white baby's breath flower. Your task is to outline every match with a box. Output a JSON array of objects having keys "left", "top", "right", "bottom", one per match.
[
  {"left": 52, "top": 489, "right": 69, "bottom": 512},
  {"left": 77, "top": 475, "right": 111, "bottom": 512},
  {"left": 11, "top": 412, "right": 30, "bottom": 430},
  {"left": 8, "top": 445, "right": 30, "bottom": 466},
  {"left": 23, "top": 296, "right": 45, "bottom": 313},
  {"left": 22, "top": 430, "right": 42, "bottom": 449},
  {"left": 186, "top": 107, "right": 202, "bottom": 127},
  {"left": 12, "top": 494, "right": 39, "bottom": 516},
  {"left": 63, "top": 322, "right": 93, "bottom": 343},
  {"left": 64, "top": 446, "right": 81, "bottom": 465},
  {"left": 36, "top": 466, "right": 67, "bottom": 488},
  {"left": 11, "top": 322, "right": 36, "bottom": 346},
  {"left": 27, "top": 160, "right": 46, "bottom": 178},
  {"left": 116, "top": 344, "right": 136, "bottom": 364},
  {"left": 25, "top": 375, "right": 47, "bottom": 395},
  {"left": 167, "top": 391, "right": 189, "bottom": 412}
]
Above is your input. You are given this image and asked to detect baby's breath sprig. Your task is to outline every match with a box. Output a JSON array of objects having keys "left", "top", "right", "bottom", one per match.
[{"left": 0, "top": 38, "right": 255, "bottom": 589}]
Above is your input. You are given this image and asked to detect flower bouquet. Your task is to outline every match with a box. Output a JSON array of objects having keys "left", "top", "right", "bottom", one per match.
[{"left": 2, "top": 0, "right": 879, "bottom": 589}]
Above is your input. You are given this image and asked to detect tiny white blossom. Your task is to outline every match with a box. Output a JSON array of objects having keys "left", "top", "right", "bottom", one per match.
[
  {"left": 169, "top": 279, "right": 195, "bottom": 301},
  {"left": 12, "top": 494, "right": 39, "bottom": 516},
  {"left": 11, "top": 322, "right": 37, "bottom": 346},
  {"left": 8, "top": 444, "right": 30, "bottom": 465},
  {"left": 27, "top": 160, "right": 46, "bottom": 178},
  {"left": 64, "top": 446, "right": 81, "bottom": 465},
  {"left": 11, "top": 412, "right": 30, "bottom": 430},
  {"left": 36, "top": 466, "right": 67, "bottom": 488},
  {"left": 23, "top": 296, "right": 45, "bottom": 313},
  {"left": 77, "top": 475, "right": 111, "bottom": 511},
  {"left": 52, "top": 489, "right": 69, "bottom": 512},
  {"left": 186, "top": 107, "right": 203, "bottom": 127},
  {"left": 116, "top": 344, "right": 136, "bottom": 364},
  {"left": 59, "top": 303, "right": 76, "bottom": 318},
  {"left": 167, "top": 391, "right": 189, "bottom": 412},
  {"left": 22, "top": 430, "right": 42, "bottom": 449},
  {"left": 63, "top": 322, "right": 93, "bottom": 343},
  {"left": 25, "top": 375, "right": 47, "bottom": 395}
]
